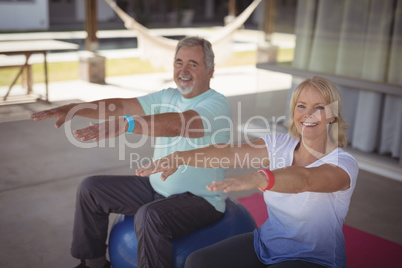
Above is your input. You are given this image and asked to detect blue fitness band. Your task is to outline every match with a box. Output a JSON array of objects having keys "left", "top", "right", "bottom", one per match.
[{"left": 123, "top": 115, "right": 135, "bottom": 133}]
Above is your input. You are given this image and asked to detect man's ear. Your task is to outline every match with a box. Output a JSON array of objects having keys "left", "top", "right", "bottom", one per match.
[{"left": 208, "top": 67, "right": 215, "bottom": 78}]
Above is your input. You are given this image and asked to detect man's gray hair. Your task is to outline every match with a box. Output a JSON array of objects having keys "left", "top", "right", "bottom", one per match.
[{"left": 175, "top": 36, "right": 215, "bottom": 72}]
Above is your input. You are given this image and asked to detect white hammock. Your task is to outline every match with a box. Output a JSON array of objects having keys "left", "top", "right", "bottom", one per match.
[{"left": 104, "top": 0, "right": 262, "bottom": 70}]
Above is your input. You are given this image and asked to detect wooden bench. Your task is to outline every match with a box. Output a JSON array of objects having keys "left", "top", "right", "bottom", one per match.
[
  {"left": 0, "top": 63, "right": 33, "bottom": 99},
  {"left": 0, "top": 40, "right": 79, "bottom": 102}
]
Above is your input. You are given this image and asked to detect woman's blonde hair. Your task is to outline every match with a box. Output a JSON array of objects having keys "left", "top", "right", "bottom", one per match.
[{"left": 287, "top": 76, "right": 348, "bottom": 148}]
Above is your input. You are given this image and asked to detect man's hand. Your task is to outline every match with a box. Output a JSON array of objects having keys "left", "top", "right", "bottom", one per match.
[
  {"left": 73, "top": 117, "right": 128, "bottom": 142},
  {"left": 30, "top": 104, "right": 76, "bottom": 128},
  {"left": 136, "top": 153, "right": 181, "bottom": 181}
]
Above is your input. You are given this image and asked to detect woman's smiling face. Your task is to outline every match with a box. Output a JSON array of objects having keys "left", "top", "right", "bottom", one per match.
[{"left": 294, "top": 86, "right": 333, "bottom": 142}]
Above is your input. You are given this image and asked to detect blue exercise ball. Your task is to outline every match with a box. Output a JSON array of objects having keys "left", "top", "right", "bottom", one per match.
[{"left": 108, "top": 198, "right": 257, "bottom": 268}]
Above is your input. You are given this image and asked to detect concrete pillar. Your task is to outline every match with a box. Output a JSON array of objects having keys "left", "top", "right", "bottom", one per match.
[
  {"left": 257, "top": 43, "right": 279, "bottom": 63},
  {"left": 79, "top": 51, "right": 106, "bottom": 84}
]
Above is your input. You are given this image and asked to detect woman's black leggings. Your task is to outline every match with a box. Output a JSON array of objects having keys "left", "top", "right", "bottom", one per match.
[{"left": 184, "top": 232, "right": 327, "bottom": 268}]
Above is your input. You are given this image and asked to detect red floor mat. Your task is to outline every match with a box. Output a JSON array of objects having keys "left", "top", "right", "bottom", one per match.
[{"left": 237, "top": 193, "right": 402, "bottom": 267}]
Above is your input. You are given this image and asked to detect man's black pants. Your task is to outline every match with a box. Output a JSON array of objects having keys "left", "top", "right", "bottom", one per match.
[{"left": 70, "top": 175, "right": 223, "bottom": 268}]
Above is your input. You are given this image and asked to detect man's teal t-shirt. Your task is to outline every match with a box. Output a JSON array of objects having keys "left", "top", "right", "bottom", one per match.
[{"left": 137, "top": 88, "right": 232, "bottom": 212}]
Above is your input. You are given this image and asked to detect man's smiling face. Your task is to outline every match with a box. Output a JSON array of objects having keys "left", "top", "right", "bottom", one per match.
[{"left": 173, "top": 45, "right": 214, "bottom": 98}]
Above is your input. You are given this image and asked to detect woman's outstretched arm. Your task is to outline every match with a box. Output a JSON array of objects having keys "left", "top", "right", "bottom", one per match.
[
  {"left": 136, "top": 138, "right": 269, "bottom": 181},
  {"left": 207, "top": 164, "right": 351, "bottom": 194}
]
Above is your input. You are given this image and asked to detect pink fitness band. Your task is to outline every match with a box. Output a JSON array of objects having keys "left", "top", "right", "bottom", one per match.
[{"left": 258, "top": 169, "right": 275, "bottom": 192}]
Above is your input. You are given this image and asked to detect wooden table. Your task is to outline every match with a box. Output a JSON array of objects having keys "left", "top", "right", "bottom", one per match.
[{"left": 0, "top": 40, "right": 79, "bottom": 102}]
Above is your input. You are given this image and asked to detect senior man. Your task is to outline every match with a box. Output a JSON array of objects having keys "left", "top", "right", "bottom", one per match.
[{"left": 31, "top": 36, "right": 232, "bottom": 268}]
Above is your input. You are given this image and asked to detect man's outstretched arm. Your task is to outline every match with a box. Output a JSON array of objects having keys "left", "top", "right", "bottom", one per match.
[
  {"left": 30, "top": 98, "right": 145, "bottom": 128},
  {"left": 73, "top": 109, "right": 205, "bottom": 142}
]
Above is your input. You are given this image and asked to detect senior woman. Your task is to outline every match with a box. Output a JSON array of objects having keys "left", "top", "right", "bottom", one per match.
[{"left": 137, "top": 76, "right": 359, "bottom": 268}]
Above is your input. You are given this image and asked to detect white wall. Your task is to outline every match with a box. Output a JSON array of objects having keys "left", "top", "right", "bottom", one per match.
[
  {"left": 0, "top": 0, "right": 115, "bottom": 32},
  {"left": 76, "top": 0, "right": 116, "bottom": 22},
  {"left": 0, "top": 0, "right": 49, "bottom": 31}
]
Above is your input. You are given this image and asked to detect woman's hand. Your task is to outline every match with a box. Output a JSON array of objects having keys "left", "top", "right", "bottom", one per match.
[
  {"left": 207, "top": 172, "right": 267, "bottom": 193},
  {"left": 73, "top": 117, "right": 127, "bottom": 142},
  {"left": 136, "top": 153, "right": 181, "bottom": 181}
]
